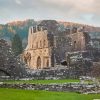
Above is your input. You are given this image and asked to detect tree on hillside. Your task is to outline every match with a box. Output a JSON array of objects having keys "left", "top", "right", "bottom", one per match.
[
  {"left": 39, "top": 20, "right": 58, "bottom": 34},
  {"left": 12, "top": 34, "right": 23, "bottom": 56}
]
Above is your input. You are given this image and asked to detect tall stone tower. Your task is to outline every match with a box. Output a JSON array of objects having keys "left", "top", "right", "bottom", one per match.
[{"left": 23, "top": 26, "right": 54, "bottom": 69}]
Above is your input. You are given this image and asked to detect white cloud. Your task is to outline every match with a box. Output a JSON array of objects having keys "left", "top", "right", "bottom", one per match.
[
  {"left": 15, "top": 0, "right": 22, "bottom": 5},
  {"left": 0, "top": 0, "right": 100, "bottom": 26}
]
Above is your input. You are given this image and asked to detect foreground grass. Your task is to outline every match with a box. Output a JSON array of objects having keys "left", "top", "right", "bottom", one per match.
[
  {"left": 0, "top": 88, "right": 100, "bottom": 100},
  {"left": 3, "top": 79, "right": 80, "bottom": 84}
]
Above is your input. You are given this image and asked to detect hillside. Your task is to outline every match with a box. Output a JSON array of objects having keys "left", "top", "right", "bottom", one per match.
[
  {"left": 0, "top": 19, "right": 36, "bottom": 39},
  {"left": 59, "top": 21, "right": 100, "bottom": 32},
  {"left": 0, "top": 19, "right": 100, "bottom": 47}
]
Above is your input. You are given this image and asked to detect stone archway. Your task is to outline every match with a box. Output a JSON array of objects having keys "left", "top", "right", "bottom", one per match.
[
  {"left": 46, "top": 59, "right": 49, "bottom": 67},
  {"left": 24, "top": 52, "right": 31, "bottom": 66},
  {"left": 37, "top": 56, "right": 41, "bottom": 69},
  {"left": 0, "top": 69, "right": 10, "bottom": 77}
]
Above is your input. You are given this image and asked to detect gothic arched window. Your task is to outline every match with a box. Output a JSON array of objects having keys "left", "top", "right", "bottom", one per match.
[
  {"left": 37, "top": 56, "right": 41, "bottom": 69},
  {"left": 43, "top": 40, "right": 46, "bottom": 47},
  {"left": 40, "top": 40, "right": 42, "bottom": 48},
  {"left": 47, "top": 59, "right": 49, "bottom": 67},
  {"left": 36, "top": 42, "right": 38, "bottom": 48}
]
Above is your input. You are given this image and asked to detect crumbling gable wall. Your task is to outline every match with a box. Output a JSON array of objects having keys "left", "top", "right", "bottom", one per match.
[{"left": 23, "top": 26, "right": 54, "bottom": 69}]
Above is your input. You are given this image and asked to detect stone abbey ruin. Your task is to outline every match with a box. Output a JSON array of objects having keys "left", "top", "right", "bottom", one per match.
[
  {"left": 22, "top": 24, "right": 100, "bottom": 69},
  {"left": 0, "top": 20, "right": 100, "bottom": 79},
  {"left": 0, "top": 28, "right": 100, "bottom": 93}
]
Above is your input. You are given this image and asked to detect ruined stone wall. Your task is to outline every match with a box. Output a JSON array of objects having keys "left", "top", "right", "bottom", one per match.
[
  {"left": 53, "top": 34, "right": 72, "bottom": 64},
  {"left": 0, "top": 83, "right": 100, "bottom": 94},
  {"left": 69, "top": 32, "right": 86, "bottom": 51},
  {"left": 23, "top": 26, "right": 54, "bottom": 69},
  {"left": 52, "top": 30, "right": 88, "bottom": 65},
  {"left": 23, "top": 26, "right": 90, "bottom": 69},
  {"left": 0, "top": 39, "right": 27, "bottom": 78}
]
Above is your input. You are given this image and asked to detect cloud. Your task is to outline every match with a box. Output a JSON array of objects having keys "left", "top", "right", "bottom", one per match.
[
  {"left": 0, "top": 0, "right": 100, "bottom": 26},
  {"left": 15, "top": 0, "right": 22, "bottom": 5}
]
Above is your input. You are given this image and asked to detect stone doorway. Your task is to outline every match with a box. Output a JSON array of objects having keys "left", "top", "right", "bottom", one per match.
[
  {"left": 37, "top": 56, "right": 41, "bottom": 69},
  {"left": 46, "top": 59, "right": 49, "bottom": 67},
  {"left": 43, "top": 57, "right": 49, "bottom": 68}
]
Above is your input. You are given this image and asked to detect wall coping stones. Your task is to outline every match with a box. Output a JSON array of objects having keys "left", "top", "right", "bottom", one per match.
[{"left": 0, "top": 83, "right": 100, "bottom": 94}]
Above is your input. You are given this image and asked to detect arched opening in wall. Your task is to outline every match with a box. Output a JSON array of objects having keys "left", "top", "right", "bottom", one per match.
[
  {"left": 61, "top": 60, "right": 67, "bottom": 66},
  {"left": 24, "top": 52, "right": 31, "bottom": 66},
  {"left": 37, "top": 56, "right": 41, "bottom": 69},
  {"left": 0, "top": 69, "right": 10, "bottom": 79},
  {"left": 43, "top": 40, "right": 46, "bottom": 47},
  {"left": 46, "top": 59, "right": 49, "bottom": 67},
  {"left": 74, "top": 41, "right": 76, "bottom": 50},
  {"left": 40, "top": 40, "right": 42, "bottom": 48},
  {"left": 32, "top": 44, "right": 34, "bottom": 48},
  {"left": 36, "top": 42, "right": 38, "bottom": 48}
]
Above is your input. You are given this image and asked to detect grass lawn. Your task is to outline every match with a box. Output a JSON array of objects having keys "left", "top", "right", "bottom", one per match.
[
  {"left": 0, "top": 88, "right": 100, "bottom": 100},
  {"left": 3, "top": 79, "right": 80, "bottom": 84}
]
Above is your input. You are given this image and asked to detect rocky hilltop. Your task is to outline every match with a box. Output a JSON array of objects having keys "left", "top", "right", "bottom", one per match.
[{"left": 59, "top": 21, "right": 100, "bottom": 32}]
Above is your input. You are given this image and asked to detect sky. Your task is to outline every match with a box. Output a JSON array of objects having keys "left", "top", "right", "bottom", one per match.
[{"left": 0, "top": 0, "right": 100, "bottom": 26}]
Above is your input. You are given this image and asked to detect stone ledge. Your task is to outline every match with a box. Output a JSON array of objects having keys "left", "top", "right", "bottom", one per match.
[{"left": 0, "top": 83, "right": 100, "bottom": 94}]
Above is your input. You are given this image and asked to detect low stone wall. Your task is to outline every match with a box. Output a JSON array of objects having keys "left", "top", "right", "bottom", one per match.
[
  {"left": 26, "top": 67, "right": 83, "bottom": 79},
  {"left": 0, "top": 83, "right": 100, "bottom": 94}
]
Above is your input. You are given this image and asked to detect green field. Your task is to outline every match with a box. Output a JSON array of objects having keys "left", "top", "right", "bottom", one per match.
[
  {"left": 3, "top": 79, "right": 80, "bottom": 84},
  {"left": 0, "top": 88, "right": 100, "bottom": 100}
]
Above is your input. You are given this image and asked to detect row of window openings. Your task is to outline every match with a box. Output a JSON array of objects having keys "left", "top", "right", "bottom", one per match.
[{"left": 31, "top": 40, "right": 48, "bottom": 49}]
